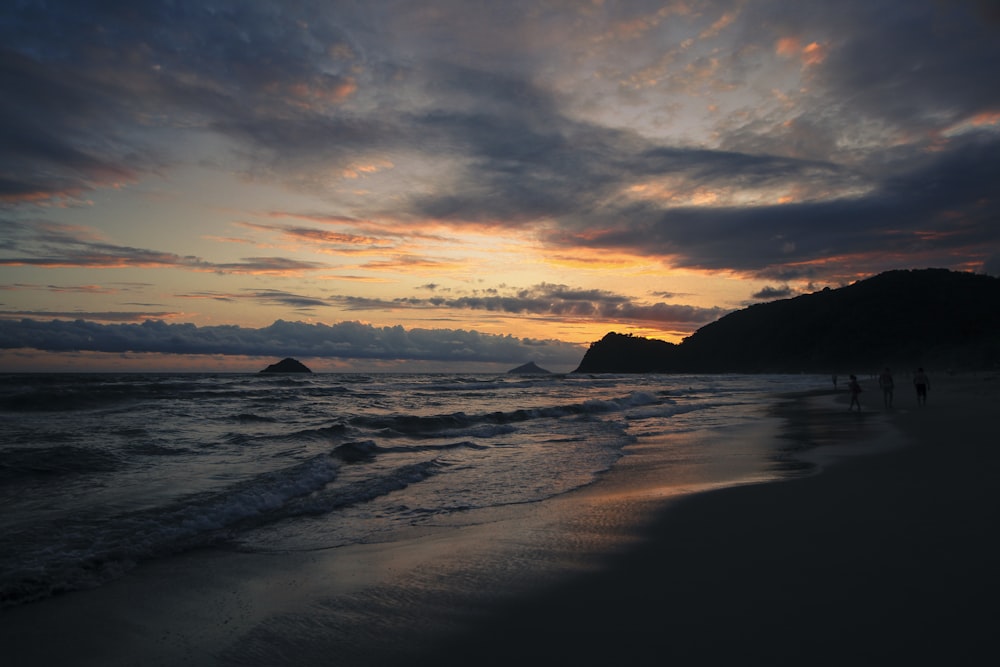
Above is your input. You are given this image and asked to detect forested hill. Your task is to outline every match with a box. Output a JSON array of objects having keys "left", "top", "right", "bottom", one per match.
[{"left": 574, "top": 269, "right": 1000, "bottom": 374}]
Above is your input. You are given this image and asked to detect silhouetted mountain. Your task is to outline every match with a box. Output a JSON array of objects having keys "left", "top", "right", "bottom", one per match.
[
  {"left": 260, "top": 357, "right": 312, "bottom": 373},
  {"left": 574, "top": 269, "right": 1000, "bottom": 373},
  {"left": 572, "top": 333, "right": 681, "bottom": 374},
  {"left": 508, "top": 361, "right": 551, "bottom": 374}
]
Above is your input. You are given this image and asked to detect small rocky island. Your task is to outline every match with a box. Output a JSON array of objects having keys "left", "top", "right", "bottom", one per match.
[
  {"left": 508, "top": 361, "right": 551, "bottom": 375},
  {"left": 260, "top": 357, "right": 312, "bottom": 373}
]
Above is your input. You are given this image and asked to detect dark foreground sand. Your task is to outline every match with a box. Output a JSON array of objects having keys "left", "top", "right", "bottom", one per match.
[{"left": 407, "top": 373, "right": 1000, "bottom": 666}]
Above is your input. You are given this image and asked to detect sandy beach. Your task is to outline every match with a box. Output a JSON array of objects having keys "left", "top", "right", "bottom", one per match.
[
  {"left": 407, "top": 372, "right": 1000, "bottom": 666},
  {"left": 3, "top": 373, "right": 997, "bottom": 666}
]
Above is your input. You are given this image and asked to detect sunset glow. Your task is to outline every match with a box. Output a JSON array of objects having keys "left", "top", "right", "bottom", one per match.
[{"left": 2, "top": 0, "right": 998, "bottom": 372}]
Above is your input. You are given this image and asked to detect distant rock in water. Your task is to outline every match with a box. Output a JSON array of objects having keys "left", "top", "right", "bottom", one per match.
[
  {"left": 508, "top": 361, "right": 551, "bottom": 375},
  {"left": 260, "top": 357, "right": 312, "bottom": 373}
]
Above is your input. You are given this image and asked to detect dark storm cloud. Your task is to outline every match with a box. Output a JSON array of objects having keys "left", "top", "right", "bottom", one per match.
[
  {"left": 388, "top": 67, "right": 627, "bottom": 224},
  {"left": 394, "top": 64, "right": 868, "bottom": 235},
  {"left": 800, "top": 0, "right": 1000, "bottom": 133},
  {"left": 1, "top": 0, "right": 371, "bottom": 200},
  {"left": 1, "top": 1, "right": 854, "bottom": 215},
  {"left": 3, "top": 0, "right": 998, "bottom": 280},
  {"left": 557, "top": 131, "right": 1000, "bottom": 280},
  {"left": 0, "top": 318, "right": 585, "bottom": 366}
]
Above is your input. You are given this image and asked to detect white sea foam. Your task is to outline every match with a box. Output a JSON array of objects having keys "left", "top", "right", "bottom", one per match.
[{"left": 0, "top": 371, "right": 828, "bottom": 607}]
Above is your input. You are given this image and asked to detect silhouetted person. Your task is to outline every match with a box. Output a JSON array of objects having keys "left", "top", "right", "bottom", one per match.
[
  {"left": 848, "top": 374, "right": 862, "bottom": 411},
  {"left": 913, "top": 368, "right": 930, "bottom": 406},
  {"left": 832, "top": 374, "right": 838, "bottom": 389},
  {"left": 878, "top": 367, "right": 894, "bottom": 408}
]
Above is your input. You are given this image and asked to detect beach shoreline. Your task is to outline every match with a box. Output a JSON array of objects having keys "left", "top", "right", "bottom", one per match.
[
  {"left": 2, "top": 373, "right": 996, "bottom": 665},
  {"left": 406, "top": 371, "right": 1000, "bottom": 666}
]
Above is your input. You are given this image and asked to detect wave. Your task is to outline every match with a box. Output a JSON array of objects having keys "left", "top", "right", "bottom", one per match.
[
  {"left": 333, "top": 439, "right": 491, "bottom": 462},
  {"left": 0, "top": 385, "right": 139, "bottom": 412},
  {"left": 0, "top": 445, "right": 124, "bottom": 481},
  {"left": 125, "top": 442, "right": 192, "bottom": 456},
  {"left": 0, "top": 371, "right": 832, "bottom": 612},
  {"left": 366, "top": 440, "right": 490, "bottom": 455},
  {"left": 413, "top": 375, "right": 565, "bottom": 393},
  {"left": 347, "top": 390, "right": 669, "bottom": 439},
  {"left": 274, "top": 459, "right": 441, "bottom": 519},
  {"left": 0, "top": 452, "right": 337, "bottom": 607},
  {"left": 0, "top": 373, "right": 344, "bottom": 414},
  {"left": 281, "top": 423, "right": 350, "bottom": 443},
  {"left": 229, "top": 412, "right": 279, "bottom": 423},
  {"left": 332, "top": 439, "right": 379, "bottom": 462},
  {"left": 0, "top": 447, "right": 444, "bottom": 608}
]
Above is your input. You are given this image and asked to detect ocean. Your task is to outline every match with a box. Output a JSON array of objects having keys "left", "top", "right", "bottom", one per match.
[{"left": 0, "top": 371, "right": 829, "bottom": 618}]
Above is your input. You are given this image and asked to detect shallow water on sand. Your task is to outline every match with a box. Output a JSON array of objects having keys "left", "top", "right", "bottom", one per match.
[
  {"left": 2, "top": 372, "right": 863, "bottom": 666},
  {"left": 0, "top": 372, "right": 829, "bottom": 609}
]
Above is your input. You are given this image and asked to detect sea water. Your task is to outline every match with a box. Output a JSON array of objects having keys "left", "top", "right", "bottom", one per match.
[{"left": 0, "top": 372, "right": 826, "bottom": 609}]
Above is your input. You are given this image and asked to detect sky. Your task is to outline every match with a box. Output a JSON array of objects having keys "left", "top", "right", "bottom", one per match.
[{"left": 2, "top": 0, "right": 999, "bottom": 373}]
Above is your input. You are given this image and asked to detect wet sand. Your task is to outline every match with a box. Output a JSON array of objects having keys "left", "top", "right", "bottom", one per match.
[{"left": 408, "top": 373, "right": 1000, "bottom": 666}]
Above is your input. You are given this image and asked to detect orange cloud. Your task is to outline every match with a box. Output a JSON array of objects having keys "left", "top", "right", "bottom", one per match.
[
  {"left": 969, "top": 111, "right": 1000, "bottom": 126},
  {"left": 341, "top": 162, "right": 389, "bottom": 179},
  {"left": 208, "top": 257, "right": 328, "bottom": 276},
  {"left": 542, "top": 247, "right": 651, "bottom": 271},
  {"left": 267, "top": 211, "right": 361, "bottom": 225},
  {"left": 318, "top": 274, "right": 395, "bottom": 283},
  {"left": 775, "top": 36, "right": 801, "bottom": 57},
  {"left": 597, "top": 2, "right": 693, "bottom": 43},
  {"left": 775, "top": 37, "right": 827, "bottom": 68},
  {"left": 235, "top": 221, "right": 396, "bottom": 253},
  {"left": 281, "top": 75, "right": 358, "bottom": 111},
  {"left": 942, "top": 110, "right": 1000, "bottom": 138},
  {"left": 0, "top": 283, "right": 123, "bottom": 295},
  {"left": 0, "top": 187, "right": 88, "bottom": 205},
  {"left": 357, "top": 255, "right": 469, "bottom": 273},
  {"left": 264, "top": 211, "right": 456, "bottom": 243},
  {"left": 699, "top": 10, "right": 738, "bottom": 40},
  {"left": 801, "top": 42, "right": 827, "bottom": 66}
]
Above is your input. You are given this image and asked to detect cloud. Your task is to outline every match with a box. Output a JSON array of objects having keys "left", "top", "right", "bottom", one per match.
[
  {"left": 235, "top": 221, "right": 396, "bottom": 253},
  {"left": 806, "top": 1, "right": 1000, "bottom": 135},
  {"left": 1, "top": 1, "right": 375, "bottom": 202},
  {"left": 329, "top": 283, "right": 729, "bottom": 327},
  {"left": 176, "top": 289, "right": 330, "bottom": 309},
  {"left": 0, "top": 282, "right": 148, "bottom": 295},
  {"left": 547, "top": 131, "right": 1000, "bottom": 281},
  {"left": 0, "top": 49, "right": 150, "bottom": 204},
  {"left": 0, "top": 219, "right": 328, "bottom": 275},
  {"left": 0, "top": 318, "right": 586, "bottom": 366},
  {"left": 2, "top": 0, "right": 997, "bottom": 286},
  {"left": 750, "top": 285, "right": 795, "bottom": 301},
  {"left": 0, "top": 310, "right": 179, "bottom": 322}
]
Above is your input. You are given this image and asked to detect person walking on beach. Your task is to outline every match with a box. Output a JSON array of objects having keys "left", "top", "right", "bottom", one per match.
[
  {"left": 878, "top": 367, "right": 894, "bottom": 408},
  {"left": 913, "top": 367, "right": 930, "bottom": 406},
  {"left": 848, "top": 374, "right": 862, "bottom": 411}
]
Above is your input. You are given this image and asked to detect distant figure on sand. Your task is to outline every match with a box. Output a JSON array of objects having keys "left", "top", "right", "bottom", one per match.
[
  {"left": 913, "top": 368, "right": 930, "bottom": 406},
  {"left": 848, "top": 374, "right": 862, "bottom": 411},
  {"left": 832, "top": 374, "right": 838, "bottom": 389},
  {"left": 878, "top": 367, "right": 894, "bottom": 408}
]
